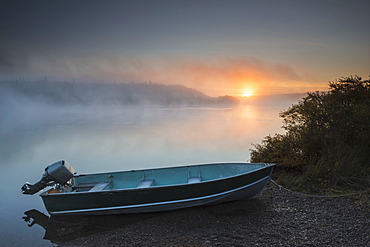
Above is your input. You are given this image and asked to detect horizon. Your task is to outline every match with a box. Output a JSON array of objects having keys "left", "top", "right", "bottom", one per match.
[
  {"left": 1, "top": 1, "right": 369, "bottom": 97},
  {"left": 0, "top": 77, "right": 317, "bottom": 98}
]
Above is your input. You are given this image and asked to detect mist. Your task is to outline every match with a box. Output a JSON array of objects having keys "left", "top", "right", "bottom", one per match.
[
  {"left": 0, "top": 78, "right": 305, "bottom": 246},
  {"left": 0, "top": 79, "right": 304, "bottom": 171}
]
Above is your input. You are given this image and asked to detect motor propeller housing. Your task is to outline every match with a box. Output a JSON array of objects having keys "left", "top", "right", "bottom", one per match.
[{"left": 21, "top": 160, "right": 75, "bottom": 195}]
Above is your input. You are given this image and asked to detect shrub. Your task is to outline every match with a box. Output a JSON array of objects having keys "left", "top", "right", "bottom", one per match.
[{"left": 250, "top": 75, "right": 370, "bottom": 191}]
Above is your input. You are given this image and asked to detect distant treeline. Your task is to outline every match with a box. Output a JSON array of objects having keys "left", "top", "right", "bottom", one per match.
[{"left": 0, "top": 79, "right": 240, "bottom": 106}]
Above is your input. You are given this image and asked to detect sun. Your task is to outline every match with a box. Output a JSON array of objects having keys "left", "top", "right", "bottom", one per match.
[{"left": 242, "top": 89, "right": 253, "bottom": 97}]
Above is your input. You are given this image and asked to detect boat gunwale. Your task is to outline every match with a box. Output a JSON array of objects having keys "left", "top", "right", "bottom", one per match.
[
  {"left": 40, "top": 163, "right": 275, "bottom": 197},
  {"left": 72, "top": 162, "right": 275, "bottom": 177}
]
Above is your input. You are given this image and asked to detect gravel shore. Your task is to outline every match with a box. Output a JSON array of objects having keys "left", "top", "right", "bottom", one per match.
[{"left": 57, "top": 183, "right": 369, "bottom": 247}]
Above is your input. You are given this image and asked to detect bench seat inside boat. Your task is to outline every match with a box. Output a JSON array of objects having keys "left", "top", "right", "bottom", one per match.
[
  {"left": 74, "top": 182, "right": 111, "bottom": 192},
  {"left": 188, "top": 177, "right": 201, "bottom": 183},
  {"left": 137, "top": 179, "right": 154, "bottom": 188}
]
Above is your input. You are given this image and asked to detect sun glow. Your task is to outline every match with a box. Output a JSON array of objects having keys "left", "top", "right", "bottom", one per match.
[{"left": 242, "top": 89, "right": 253, "bottom": 97}]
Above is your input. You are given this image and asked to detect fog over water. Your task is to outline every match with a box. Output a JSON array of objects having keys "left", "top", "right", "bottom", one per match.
[{"left": 0, "top": 80, "right": 303, "bottom": 246}]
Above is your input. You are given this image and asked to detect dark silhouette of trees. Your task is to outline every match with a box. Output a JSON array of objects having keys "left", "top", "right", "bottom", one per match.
[{"left": 0, "top": 79, "right": 219, "bottom": 106}]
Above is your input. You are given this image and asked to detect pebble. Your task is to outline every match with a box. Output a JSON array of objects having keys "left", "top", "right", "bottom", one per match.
[{"left": 57, "top": 183, "right": 369, "bottom": 247}]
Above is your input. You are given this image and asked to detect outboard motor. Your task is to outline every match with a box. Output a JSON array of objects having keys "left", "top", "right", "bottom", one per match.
[{"left": 21, "top": 160, "right": 75, "bottom": 195}]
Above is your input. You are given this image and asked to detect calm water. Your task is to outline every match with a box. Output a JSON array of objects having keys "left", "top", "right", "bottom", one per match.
[{"left": 0, "top": 102, "right": 292, "bottom": 246}]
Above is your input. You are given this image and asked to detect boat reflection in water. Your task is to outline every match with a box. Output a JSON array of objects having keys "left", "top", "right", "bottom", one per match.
[{"left": 22, "top": 209, "right": 159, "bottom": 243}]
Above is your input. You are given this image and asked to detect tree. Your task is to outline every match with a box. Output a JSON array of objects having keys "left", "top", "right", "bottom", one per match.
[{"left": 250, "top": 76, "right": 370, "bottom": 191}]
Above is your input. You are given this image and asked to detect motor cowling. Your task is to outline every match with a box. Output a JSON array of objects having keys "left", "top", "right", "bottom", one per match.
[{"left": 21, "top": 160, "right": 75, "bottom": 195}]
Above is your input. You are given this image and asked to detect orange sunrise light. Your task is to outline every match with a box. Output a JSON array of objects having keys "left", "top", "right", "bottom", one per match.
[{"left": 242, "top": 89, "right": 253, "bottom": 97}]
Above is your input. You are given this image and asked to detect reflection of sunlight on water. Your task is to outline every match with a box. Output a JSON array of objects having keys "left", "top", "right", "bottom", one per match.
[
  {"left": 1, "top": 105, "right": 285, "bottom": 172},
  {"left": 239, "top": 104, "right": 277, "bottom": 120}
]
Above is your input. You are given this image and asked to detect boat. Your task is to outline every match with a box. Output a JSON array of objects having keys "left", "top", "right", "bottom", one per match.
[{"left": 21, "top": 161, "right": 275, "bottom": 215}]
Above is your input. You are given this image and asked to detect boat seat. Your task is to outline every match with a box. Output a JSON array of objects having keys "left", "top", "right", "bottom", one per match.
[
  {"left": 137, "top": 179, "right": 154, "bottom": 188},
  {"left": 188, "top": 177, "right": 201, "bottom": 184},
  {"left": 74, "top": 182, "right": 100, "bottom": 188},
  {"left": 73, "top": 182, "right": 111, "bottom": 192},
  {"left": 89, "top": 182, "right": 111, "bottom": 191}
]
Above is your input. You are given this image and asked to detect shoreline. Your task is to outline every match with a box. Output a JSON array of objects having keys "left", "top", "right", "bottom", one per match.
[{"left": 57, "top": 183, "right": 369, "bottom": 246}]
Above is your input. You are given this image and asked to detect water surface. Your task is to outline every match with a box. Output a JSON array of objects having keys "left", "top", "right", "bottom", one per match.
[{"left": 0, "top": 102, "right": 292, "bottom": 246}]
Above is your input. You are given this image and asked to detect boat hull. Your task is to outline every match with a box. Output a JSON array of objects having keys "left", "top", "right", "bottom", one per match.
[{"left": 41, "top": 163, "right": 274, "bottom": 215}]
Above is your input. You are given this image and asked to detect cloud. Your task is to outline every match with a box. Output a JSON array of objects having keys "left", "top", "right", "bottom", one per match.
[
  {"left": 1, "top": 51, "right": 307, "bottom": 95},
  {"left": 65, "top": 55, "right": 302, "bottom": 95},
  {"left": 167, "top": 57, "right": 300, "bottom": 89},
  {"left": 0, "top": 49, "right": 30, "bottom": 73},
  {"left": 110, "top": 56, "right": 302, "bottom": 95}
]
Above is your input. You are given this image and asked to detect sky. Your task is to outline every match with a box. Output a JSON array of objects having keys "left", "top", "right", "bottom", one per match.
[{"left": 1, "top": 0, "right": 369, "bottom": 96}]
